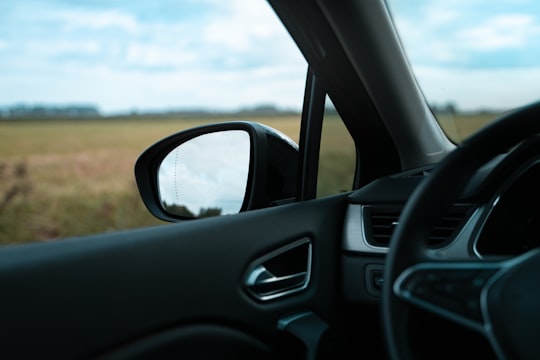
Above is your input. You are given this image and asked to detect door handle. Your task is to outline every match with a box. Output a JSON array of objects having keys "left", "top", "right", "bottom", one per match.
[
  {"left": 246, "top": 265, "right": 307, "bottom": 296},
  {"left": 243, "top": 238, "right": 312, "bottom": 301}
]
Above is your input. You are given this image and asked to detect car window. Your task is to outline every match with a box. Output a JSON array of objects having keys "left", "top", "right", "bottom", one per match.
[
  {"left": 317, "top": 96, "right": 356, "bottom": 198},
  {"left": 386, "top": 0, "right": 540, "bottom": 142},
  {"left": 0, "top": 1, "right": 306, "bottom": 245}
]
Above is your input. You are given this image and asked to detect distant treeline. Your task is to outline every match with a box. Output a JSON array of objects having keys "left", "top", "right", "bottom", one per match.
[
  {"left": 0, "top": 103, "right": 301, "bottom": 120},
  {"left": 0, "top": 102, "right": 505, "bottom": 121},
  {"left": 0, "top": 104, "right": 100, "bottom": 118}
]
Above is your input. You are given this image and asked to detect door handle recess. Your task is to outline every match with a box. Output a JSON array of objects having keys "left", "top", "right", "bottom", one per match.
[
  {"left": 246, "top": 265, "right": 307, "bottom": 296},
  {"left": 243, "top": 238, "right": 312, "bottom": 301}
]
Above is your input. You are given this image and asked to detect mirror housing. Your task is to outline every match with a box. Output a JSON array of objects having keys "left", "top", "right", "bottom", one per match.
[{"left": 135, "top": 121, "right": 298, "bottom": 222}]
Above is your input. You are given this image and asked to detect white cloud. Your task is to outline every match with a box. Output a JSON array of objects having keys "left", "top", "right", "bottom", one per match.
[
  {"left": 10, "top": 0, "right": 540, "bottom": 114},
  {"left": 415, "top": 65, "right": 540, "bottom": 111},
  {"left": 0, "top": 0, "right": 307, "bottom": 113},
  {"left": 124, "top": 43, "right": 198, "bottom": 68},
  {"left": 387, "top": 0, "right": 540, "bottom": 110},
  {"left": 423, "top": 4, "right": 459, "bottom": 27},
  {"left": 158, "top": 130, "right": 250, "bottom": 215},
  {"left": 34, "top": 40, "right": 101, "bottom": 56},
  {"left": 392, "top": 1, "right": 540, "bottom": 62},
  {"left": 54, "top": 9, "right": 140, "bottom": 33},
  {"left": 201, "top": 0, "right": 283, "bottom": 53},
  {"left": 458, "top": 14, "right": 539, "bottom": 50},
  {"left": 0, "top": 59, "right": 305, "bottom": 113}
]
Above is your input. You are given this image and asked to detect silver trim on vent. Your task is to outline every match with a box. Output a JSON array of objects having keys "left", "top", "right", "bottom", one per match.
[
  {"left": 427, "top": 206, "right": 483, "bottom": 259},
  {"left": 343, "top": 203, "right": 483, "bottom": 258},
  {"left": 343, "top": 205, "right": 388, "bottom": 254}
]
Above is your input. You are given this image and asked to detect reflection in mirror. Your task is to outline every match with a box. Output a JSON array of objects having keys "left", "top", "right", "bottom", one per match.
[{"left": 158, "top": 130, "right": 250, "bottom": 218}]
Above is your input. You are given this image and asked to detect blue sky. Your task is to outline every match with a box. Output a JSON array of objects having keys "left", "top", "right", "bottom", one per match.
[
  {"left": 388, "top": 0, "right": 540, "bottom": 111},
  {"left": 0, "top": 0, "right": 306, "bottom": 114},
  {"left": 0, "top": 0, "right": 539, "bottom": 114}
]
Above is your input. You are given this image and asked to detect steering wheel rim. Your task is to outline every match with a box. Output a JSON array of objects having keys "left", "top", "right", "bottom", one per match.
[{"left": 382, "top": 101, "right": 540, "bottom": 360}]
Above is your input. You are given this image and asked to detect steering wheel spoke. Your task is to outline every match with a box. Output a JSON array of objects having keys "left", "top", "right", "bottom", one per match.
[{"left": 395, "top": 262, "right": 500, "bottom": 331}]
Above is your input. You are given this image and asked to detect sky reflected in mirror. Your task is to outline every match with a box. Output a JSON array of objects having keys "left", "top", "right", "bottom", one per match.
[{"left": 158, "top": 130, "right": 250, "bottom": 217}]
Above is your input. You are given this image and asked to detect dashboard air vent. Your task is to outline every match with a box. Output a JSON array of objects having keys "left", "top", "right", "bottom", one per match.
[
  {"left": 367, "top": 209, "right": 401, "bottom": 246},
  {"left": 364, "top": 204, "right": 474, "bottom": 248}
]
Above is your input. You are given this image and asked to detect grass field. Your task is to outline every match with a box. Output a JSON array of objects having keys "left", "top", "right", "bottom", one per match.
[
  {"left": 0, "top": 112, "right": 499, "bottom": 245},
  {"left": 0, "top": 115, "right": 301, "bottom": 245},
  {"left": 435, "top": 112, "right": 500, "bottom": 142}
]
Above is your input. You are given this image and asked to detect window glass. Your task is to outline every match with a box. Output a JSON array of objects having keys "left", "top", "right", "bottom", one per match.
[
  {"left": 0, "top": 0, "right": 305, "bottom": 245},
  {"left": 317, "top": 96, "right": 356, "bottom": 198},
  {"left": 386, "top": 0, "right": 540, "bottom": 142}
]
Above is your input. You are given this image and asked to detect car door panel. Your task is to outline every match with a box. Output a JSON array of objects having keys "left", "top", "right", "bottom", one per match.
[{"left": 0, "top": 193, "right": 348, "bottom": 359}]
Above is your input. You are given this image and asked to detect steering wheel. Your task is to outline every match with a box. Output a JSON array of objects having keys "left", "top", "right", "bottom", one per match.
[{"left": 382, "top": 101, "right": 540, "bottom": 360}]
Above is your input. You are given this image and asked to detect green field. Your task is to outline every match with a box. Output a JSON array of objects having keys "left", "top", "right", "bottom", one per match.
[
  {"left": 435, "top": 112, "right": 501, "bottom": 142},
  {"left": 0, "top": 116, "right": 303, "bottom": 245},
  {"left": 0, "top": 112, "right": 499, "bottom": 245}
]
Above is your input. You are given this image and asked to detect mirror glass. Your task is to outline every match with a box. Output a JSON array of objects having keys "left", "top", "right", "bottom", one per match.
[{"left": 157, "top": 130, "right": 250, "bottom": 218}]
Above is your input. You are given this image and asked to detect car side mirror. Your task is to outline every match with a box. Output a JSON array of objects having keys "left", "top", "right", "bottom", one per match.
[{"left": 135, "top": 121, "right": 298, "bottom": 222}]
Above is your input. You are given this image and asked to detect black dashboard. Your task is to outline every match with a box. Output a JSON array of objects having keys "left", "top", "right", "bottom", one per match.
[{"left": 342, "top": 137, "right": 540, "bottom": 302}]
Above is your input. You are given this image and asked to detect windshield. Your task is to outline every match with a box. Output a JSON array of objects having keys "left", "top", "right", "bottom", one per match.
[{"left": 386, "top": 0, "right": 540, "bottom": 142}]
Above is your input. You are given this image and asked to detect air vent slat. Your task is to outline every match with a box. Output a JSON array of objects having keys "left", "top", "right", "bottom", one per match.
[{"left": 363, "top": 205, "right": 474, "bottom": 248}]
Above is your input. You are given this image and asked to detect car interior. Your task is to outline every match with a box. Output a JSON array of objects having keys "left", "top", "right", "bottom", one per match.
[{"left": 1, "top": 0, "right": 539, "bottom": 359}]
